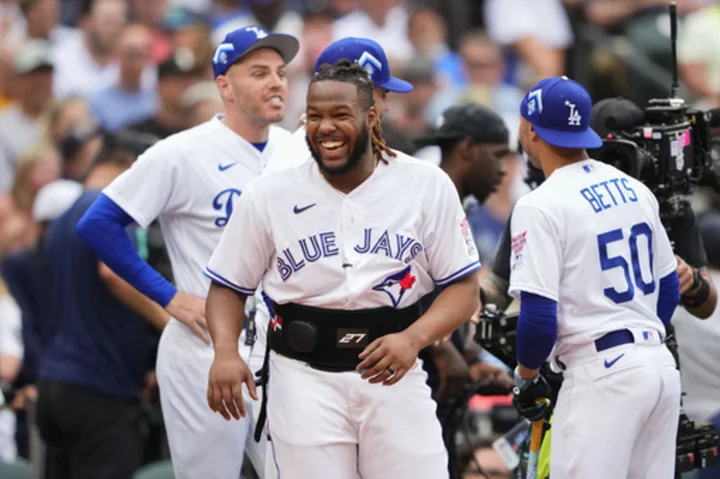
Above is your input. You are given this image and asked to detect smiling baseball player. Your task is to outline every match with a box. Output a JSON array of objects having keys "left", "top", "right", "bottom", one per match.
[
  {"left": 203, "top": 60, "right": 481, "bottom": 479},
  {"left": 76, "top": 26, "right": 298, "bottom": 479},
  {"left": 509, "top": 76, "right": 681, "bottom": 478},
  {"left": 262, "top": 36, "right": 414, "bottom": 176}
]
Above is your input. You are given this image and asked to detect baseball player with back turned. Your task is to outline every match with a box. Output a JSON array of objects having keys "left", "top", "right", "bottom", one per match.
[
  {"left": 204, "top": 60, "right": 481, "bottom": 479},
  {"left": 76, "top": 26, "right": 299, "bottom": 479},
  {"left": 509, "top": 76, "right": 682, "bottom": 478}
]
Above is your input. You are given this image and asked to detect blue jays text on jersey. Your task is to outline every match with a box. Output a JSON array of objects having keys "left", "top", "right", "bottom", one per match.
[{"left": 276, "top": 228, "right": 424, "bottom": 281}]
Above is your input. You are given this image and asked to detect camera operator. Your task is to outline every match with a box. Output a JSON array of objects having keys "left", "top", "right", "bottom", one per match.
[{"left": 412, "top": 103, "right": 515, "bottom": 476}]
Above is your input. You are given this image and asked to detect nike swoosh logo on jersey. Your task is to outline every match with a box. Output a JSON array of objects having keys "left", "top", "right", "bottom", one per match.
[
  {"left": 604, "top": 353, "right": 625, "bottom": 368},
  {"left": 218, "top": 162, "right": 236, "bottom": 172},
  {"left": 293, "top": 203, "right": 316, "bottom": 214}
]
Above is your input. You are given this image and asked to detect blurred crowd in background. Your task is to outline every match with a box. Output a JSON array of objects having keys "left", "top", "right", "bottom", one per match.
[{"left": 1, "top": 0, "right": 720, "bottom": 477}]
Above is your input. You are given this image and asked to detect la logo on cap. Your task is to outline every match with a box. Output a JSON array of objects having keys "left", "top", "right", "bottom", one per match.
[{"left": 565, "top": 100, "right": 581, "bottom": 126}]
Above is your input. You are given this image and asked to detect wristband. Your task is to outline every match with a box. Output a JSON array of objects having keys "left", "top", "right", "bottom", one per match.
[{"left": 683, "top": 274, "right": 710, "bottom": 308}]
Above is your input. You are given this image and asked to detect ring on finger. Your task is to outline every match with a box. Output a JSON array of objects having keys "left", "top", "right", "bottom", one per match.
[{"left": 386, "top": 366, "right": 395, "bottom": 375}]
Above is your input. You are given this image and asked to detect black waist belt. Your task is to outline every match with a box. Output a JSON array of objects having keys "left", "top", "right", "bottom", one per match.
[
  {"left": 253, "top": 300, "right": 422, "bottom": 442},
  {"left": 269, "top": 301, "right": 422, "bottom": 372}
]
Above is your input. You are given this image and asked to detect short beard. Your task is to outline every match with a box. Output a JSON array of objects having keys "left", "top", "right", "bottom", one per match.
[{"left": 307, "top": 123, "right": 370, "bottom": 176}]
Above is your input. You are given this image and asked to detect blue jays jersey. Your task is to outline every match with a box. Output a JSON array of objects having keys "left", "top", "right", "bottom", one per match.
[
  {"left": 104, "top": 115, "right": 291, "bottom": 300},
  {"left": 205, "top": 154, "right": 481, "bottom": 309},
  {"left": 508, "top": 159, "right": 677, "bottom": 359}
]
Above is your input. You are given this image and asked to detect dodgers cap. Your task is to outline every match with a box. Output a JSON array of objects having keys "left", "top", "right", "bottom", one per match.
[
  {"left": 520, "top": 76, "right": 602, "bottom": 150},
  {"left": 212, "top": 25, "right": 299, "bottom": 78},
  {"left": 414, "top": 103, "right": 509, "bottom": 147},
  {"left": 314, "top": 37, "right": 413, "bottom": 93}
]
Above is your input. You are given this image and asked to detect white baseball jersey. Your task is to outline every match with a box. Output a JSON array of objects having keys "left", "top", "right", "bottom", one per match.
[
  {"left": 206, "top": 154, "right": 481, "bottom": 309},
  {"left": 508, "top": 159, "right": 677, "bottom": 359},
  {"left": 104, "top": 115, "right": 290, "bottom": 302}
]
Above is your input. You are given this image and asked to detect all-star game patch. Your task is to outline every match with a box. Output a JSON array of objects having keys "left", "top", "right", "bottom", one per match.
[
  {"left": 511, "top": 231, "right": 527, "bottom": 271},
  {"left": 461, "top": 217, "right": 477, "bottom": 256}
]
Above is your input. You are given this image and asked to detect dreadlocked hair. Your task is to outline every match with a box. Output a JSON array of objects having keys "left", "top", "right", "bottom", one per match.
[
  {"left": 311, "top": 59, "right": 395, "bottom": 164},
  {"left": 371, "top": 119, "right": 395, "bottom": 164}
]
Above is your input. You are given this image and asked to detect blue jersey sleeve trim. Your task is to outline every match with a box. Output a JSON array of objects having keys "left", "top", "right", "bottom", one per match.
[
  {"left": 203, "top": 267, "right": 256, "bottom": 295},
  {"left": 434, "top": 261, "right": 482, "bottom": 286}
]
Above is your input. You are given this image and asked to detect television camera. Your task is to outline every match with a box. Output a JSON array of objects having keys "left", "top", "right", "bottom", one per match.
[{"left": 589, "top": 3, "right": 720, "bottom": 230}]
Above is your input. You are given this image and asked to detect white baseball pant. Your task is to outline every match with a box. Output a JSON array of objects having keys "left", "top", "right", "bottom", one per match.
[
  {"left": 156, "top": 318, "right": 273, "bottom": 479},
  {"left": 264, "top": 352, "right": 448, "bottom": 479},
  {"left": 550, "top": 337, "right": 680, "bottom": 478}
]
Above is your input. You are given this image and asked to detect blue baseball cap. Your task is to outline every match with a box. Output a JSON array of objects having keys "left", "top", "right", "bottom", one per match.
[
  {"left": 520, "top": 76, "right": 602, "bottom": 149},
  {"left": 314, "top": 37, "right": 414, "bottom": 93},
  {"left": 212, "top": 25, "right": 299, "bottom": 78}
]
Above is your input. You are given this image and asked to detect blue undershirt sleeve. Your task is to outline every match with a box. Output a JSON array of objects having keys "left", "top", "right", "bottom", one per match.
[
  {"left": 657, "top": 271, "right": 680, "bottom": 326},
  {"left": 76, "top": 193, "right": 177, "bottom": 307},
  {"left": 517, "top": 291, "right": 558, "bottom": 370}
]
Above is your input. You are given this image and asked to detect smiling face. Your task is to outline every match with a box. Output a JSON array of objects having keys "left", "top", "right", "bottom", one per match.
[
  {"left": 305, "top": 80, "right": 377, "bottom": 176},
  {"left": 217, "top": 47, "right": 288, "bottom": 125}
]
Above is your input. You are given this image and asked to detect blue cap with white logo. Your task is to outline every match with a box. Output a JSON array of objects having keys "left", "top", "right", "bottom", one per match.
[
  {"left": 314, "top": 37, "right": 414, "bottom": 93},
  {"left": 212, "top": 25, "right": 299, "bottom": 78},
  {"left": 520, "top": 76, "right": 602, "bottom": 149}
]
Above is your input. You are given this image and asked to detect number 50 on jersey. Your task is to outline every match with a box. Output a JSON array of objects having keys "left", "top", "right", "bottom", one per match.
[{"left": 598, "top": 222, "right": 655, "bottom": 304}]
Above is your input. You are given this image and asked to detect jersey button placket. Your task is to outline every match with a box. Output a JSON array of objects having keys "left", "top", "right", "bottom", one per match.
[{"left": 341, "top": 199, "right": 357, "bottom": 308}]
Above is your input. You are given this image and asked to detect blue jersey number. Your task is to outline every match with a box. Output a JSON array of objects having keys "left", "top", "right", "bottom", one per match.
[{"left": 597, "top": 222, "right": 655, "bottom": 304}]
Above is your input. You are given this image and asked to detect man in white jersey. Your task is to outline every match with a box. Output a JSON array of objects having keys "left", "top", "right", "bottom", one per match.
[
  {"left": 262, "top": 36, "right": 414, "bottom": 176},
  {"left": 204, "top": 60, "right": 481, "bottom": 479},
  {"left": 76, "top": 25, "right": 298, "bottom": 479},
  {"left": 508, "top": 76, "right": 682, "bottom": 478}
]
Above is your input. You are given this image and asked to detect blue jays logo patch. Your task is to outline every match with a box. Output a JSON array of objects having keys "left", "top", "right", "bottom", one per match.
[{"left": 372, "top": 265, "right": 417, "bottom": 308}]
